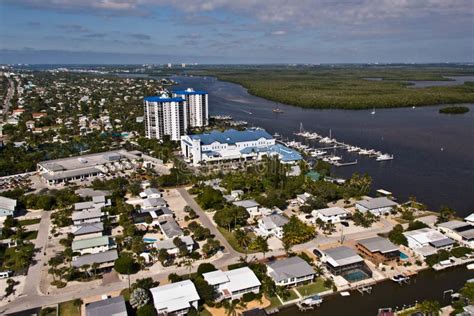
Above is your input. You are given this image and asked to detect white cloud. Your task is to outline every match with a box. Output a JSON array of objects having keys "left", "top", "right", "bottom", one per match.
[{"left": 270, "top": 30, "right": 286, "bottom": 36}]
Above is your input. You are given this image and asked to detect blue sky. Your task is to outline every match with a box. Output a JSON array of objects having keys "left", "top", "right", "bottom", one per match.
[{"left": 1, "top": 0, "right": 473, "bottom": 64}]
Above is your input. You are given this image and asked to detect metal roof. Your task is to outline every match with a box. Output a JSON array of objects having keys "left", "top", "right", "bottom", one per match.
[
  {"left": 72, "top": 236, "right": 110, "bottom": 251},
  {"left": 357, "top": 197, "right": 398, "bottom": 210},
  {"left": 72, "top": 222, "right": 104, "bottom": 236},
  {"left": 159, "top": 219, "right": 183, "bottom": 239},
  {"left": 314, "top": 207, "right": 348, "bottom": 217},
  {"left": 86, "top": 296, "right": 127, "bottom": 316},
  {"left": 73, "top": 249, "right": 118, "bottom": 268},
  {"left": 203, "top": 267, "right": 261, "bottom": 292},
  {"left": 150, "top": 280, "right": 200, "bottom": 313},
  {"left": 72, "top": 208, "right": 103, "bottom": 221},
  {"left": 267, "top": 257, "right": 314, "bottom": 282},
  {"left": 357, "top": 236, "right": 398, "bottom": 254},
  {"left": 261, "top": 214, "right": 289, "bottom": 230},
  {"left": 323, "top": 246, "right": 364, "bottom": 267},
  {"left": 0, "top": 196, "right": 17, "bottom": 212},
  {"left": 233, "top": 199, "right": 259, "bottom": 209},
  {"left": 189, "top": 128, "right": 273, "bottom": 146}
]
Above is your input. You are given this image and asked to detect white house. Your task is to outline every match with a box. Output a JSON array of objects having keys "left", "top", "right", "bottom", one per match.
[
  {"left": 0, "top": 196, "right": 16, "bottom": 217},
  {"left": 139, "top": 188, "right": 162, "bottom": 199},
  {"left": 153, "top": 236, "right": 194, "bottom": 256},
  {"left": 465, "top": 214, "right": 474, "bottom": 225},
  {"left": 266, "top": 257, "right": 315, "bottom": 287},
  {"left": 437, "top": 220, "right": 474, "bottom": 248},
  {"left": 72, "top": 208, "right": 104, "bottom": 225},
  {"left": 203, "top": 267, "right": 261, "bottom": 300},
  {"left": 257, "top": 214, "right": 289, "bottom": 239},
  {"left": 71, "top": 236, "right": 114, "bottom": 255},
  {"left": 356, "top": 197, "right": 398, "bottom": 216},
  {"left": 296, "top": 193, "right": 313, "bottom": 205},
  {"left": 150, "top": 280, "right": 200, "bottom": 315},
  {"left": 312, "top": 207, "right": 348, "bottom": 224},
  {"left": 233, "top": 200, "right": 260, "bottom": 217},
  {"left": 72, "top": 222, "right": 104, "bottom": 240},
  {"left": 403, "top": 228, "right": 455, "bottom": 258},
  {"left": 180, "top": 128, "right": 302, "bottom": 166}
]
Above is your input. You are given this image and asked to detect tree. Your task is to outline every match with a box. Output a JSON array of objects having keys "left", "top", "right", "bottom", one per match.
[
  {"left": 132, "top": 278, "right": 159, "bottom": 291},
  {"left": 114, "top": 252, "right": 139, "bottom": 274},
  {"left": 197, "top": 263, "right": 217, "bottom": 276},
  {"left": 202, "top": 238, "right": 221, "bottom": 257},
  {"left": 418, "top": 300, "right": 441, "bottom": 316},
  {"left": 222, "top": 299, "right": 242, "bottom": 316},
  {"left": 407, "top": 220, "right": 429, "bottom": 231},
  {"left": 130, "top": 288, "right": 150, "bottom": 309},
  {"left": 193, "top": 276, "right": 218, "bottom": 304},
  {"left": 251, "top": 236, "right": 269, "bottom": 258},
  {"left": 437, "top": 206, "right": 456, "bottom": 224},
  {"left": 137, "top": 304, "right": 157, "bottom": 316},
  {"left": 168, "top": 273, "right": 182, "bottom": 283},
  {"left": 234, "top": 229, "right": 251, "bottom": 252},
  {"left": 213, "top": 206, "right": 249, "bottom": 231},
  {"left": 196, "top": 187, "right": 225, "bottom": 210},
  {"left": 388, "top": 224, "right": 408, "bottom": 246},
  {"left": 282, "top": 216, "right": 315, "bottom": 248},
  {"left": 158, "top": 249, "right": 170, "bottom": 266}
]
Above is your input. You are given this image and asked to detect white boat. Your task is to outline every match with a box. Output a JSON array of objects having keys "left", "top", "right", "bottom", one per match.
[
  {"left": 371, "top": 107, "right": 376, "bottom": 115},
  {"left": 340, "top": 291, "right": 351, "bottom": 297},
  {"left": 311, "top": 150, "right": 327, "bottom": 157},
  {"left": 359, "top": 149, "right": 372, "bottom": 155},
  {"left": 376, "top": 154, "right": 394, "bottom": 161},
  {"left": 328, "top": 155, "right": 342, "bottom": 161},
  {"left": 467, "top": 263, "right": 474, "bottom": 270},
  {"left": 347, "top": 146, "right": 360, "bottom": 152},
  {"left": 391, "top": 274, "right": 410, "bottom": 283},
  {"left": 300, "top": 295, "right": 323, "bottom": 306},
  {"left": 319, "top": 137, "right": 334, "bottom": 144}
]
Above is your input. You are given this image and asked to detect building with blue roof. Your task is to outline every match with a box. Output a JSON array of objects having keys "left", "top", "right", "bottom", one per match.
[
  {"left": 181, "top": 128, "right": 302, "bottom": 166},
  {"left": 172, "top": 88, "right": 209, "bottom": 128},
  {"left": 144, "top": 93, "right": 187, "bottom": 141}
]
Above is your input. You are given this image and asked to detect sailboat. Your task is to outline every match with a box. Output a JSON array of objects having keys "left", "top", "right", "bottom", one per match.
[{"left": 371, "top": 107, "right": 376, "bottom": 115}]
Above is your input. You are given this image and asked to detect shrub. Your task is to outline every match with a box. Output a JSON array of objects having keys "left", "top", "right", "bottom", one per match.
[{"left": 242, "top": 292, "right": 256, "bottom": 302}]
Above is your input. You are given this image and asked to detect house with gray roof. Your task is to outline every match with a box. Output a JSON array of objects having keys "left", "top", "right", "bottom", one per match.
[
  {"left": 159, "top": 219, "right": 183, "bottom": 239},
  {"left": 72, "top": 208, "right": 104, "bottom": 225},
  {"left": 311, "top": 207, "right": 348, "bottom": 224},
  {"left": 0, "top": 196, "right": 16, "bottom": 217},
  {"left": 356, "top": 197, "right": 398, "bottom": 216},
  {"left": 86, "top": 295, "right": 127, "bottom": 316},
  {"left": 322, "top": 246, "right": 372, "bottom": 280},
  {"left": 266, "top": 256, "right": 315, "bottom": 287},
  {"left": 72, "top": 249, "right": 118, "bottom": 270},
  {"left": 143, "top": 197, "right": 167, "bottom": 210},
  {"left": 403, "top": 228, "right": 455, "bottom": 258},
  {"left": 72, "top": 222, "right": 103, "bottom": 240},
  {"left": 139, "top": 188, "right": 162, "bottom": 199},
  {"left": 437, "top": 220, "right": 474, "bottom": 248},
  {"left": 356, "top": 236, "right": 400, "bottom": 264},
  {"left": 257, "top": 214, "right": 289, "bottom": 239},
  {"left": 233, "top": 199, "right": 260, "bottom": 217},
  {"left": 153, "top": 236, "right": 194, "bottom": 256}
]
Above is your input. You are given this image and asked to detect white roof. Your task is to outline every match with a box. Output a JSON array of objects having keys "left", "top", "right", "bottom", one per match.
[
  {"left": 0, "top": 196, "right": 16, "bottom": 212},
  {"left": 150, "top": 280, "right": 200, "bottom": 313},
  {"left": 75, "top": 201, "right": 95, "bottom": 211},
  {"left": 72, "top": 208, "right": 103, "bottom": 221},
  {"left": 203, "top": 267, "right": 261, "bottom": 293},
  {"left": 357, "top": 197, "right": 398, "bottom": 210},
  {"left": 403, "top": 228, "right": 448, "bottom": 244},
  {"left": 233, "top": 199, "right": 259, "bottom": 209},
  {"left": 324, "top": 246, "right": 364, "bottom": 267},
  {"left": 313, "top": 207, "right": 347, "bottom": 217},
  {"left": 466, "top": 214, "right": 474, "bottom": 222}
]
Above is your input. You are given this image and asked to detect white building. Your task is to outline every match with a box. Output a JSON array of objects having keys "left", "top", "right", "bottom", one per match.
[
  {"left": 437, "top": 220, "right": 474, "bottom": 248},
  {"left": 403, "top": 228, "right": 455, "bottom": 258},
  {"left": 139, "top": 188, "right": 162, "bottom": 199},
  {"left": 257, "top": 214, "right": 289, "bottom": 239},
  {"left": 153, "top": 236, "right": 194, "bottom": 256},
  {"left": 296, "top": 192, "right": 313, "bottom": 205},
  {"left": 266, "top": 257, "right": 315, "bottom": 287},
  {"left": 356, "top": 197, "right": 398, "bottom": 216},
  {"left": 465, "top": 214, "right": 474, "bottom": 225},
  {"left": 172, "top": 88, "right": 208, "bottom": 127},
  {"left": 203, "top": 267, "right": 261, "bottom": 300},
  {"left": 144, "top": 94, "right": 187, "bottom": 141},
  {"left": 180, "top": 128, "right": 302, "bottom": 166},
  {"left": 72, "top": 208, "right": 104, "bottom": 225},
  {"left": 0, "top": 196, "right": 16, "bottom": 217},
  {"left": 232, "top": 199, "right": 260, "bottom": 217},
  {"left": 71, "top": 236, "right": 114, "bottom": 255},
  {"left": 312, "top": 207, "right": 348, "bottom": 224},
  {"left": 150, "top": 280, "right": 200, "bottom": 315}
]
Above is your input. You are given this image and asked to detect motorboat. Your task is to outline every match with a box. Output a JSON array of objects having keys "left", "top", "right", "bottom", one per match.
[
  {"left": 376, "top": 154, "right": 394, "bottom": 161},
  {"left": 300, "top": 295, "right": 323, "bottom": 306}
]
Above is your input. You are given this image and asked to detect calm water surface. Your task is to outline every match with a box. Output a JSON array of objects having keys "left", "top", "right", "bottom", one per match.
[{"left": 170, "top": 75, "right": 474, "bottom": 215}]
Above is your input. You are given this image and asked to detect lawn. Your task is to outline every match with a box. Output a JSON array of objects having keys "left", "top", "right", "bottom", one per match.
[
  {"left": 59, "top": 300, "right": 81, "bottom": 316},
  {"left": 24, "top": 231, "right": 38, "bottom": 240},
  {"left": 266, "top": 295, "right": 282, "bottom": 309},
  {"left": 217, "top": 227, "right": 258, "bottom": 254},
  {"left": 18, "top": 218, "right": 41, "bottom": 226},
  {"left": 120, "top": 288, "right": 130, "bottom": 301},
  {"left": 279, "top": 289, "right": 299, "bottom": 303},
  {"left": 295, "top": 278, "right": 330, "bottom": 297}
]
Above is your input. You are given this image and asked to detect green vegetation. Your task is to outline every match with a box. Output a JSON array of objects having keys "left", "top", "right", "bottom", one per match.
[
  {"left": 114, "top": 252, "right": 139, "bottom": 274},
  {"left": 439, "top": 105, "right": 470, "bottom": 114},
  {"left": 282, "top": 216, "right": 315, "bottom": 249},
  {"left": 58, "top": 299, "right": 82, "bottom": 316},
  {"left": 213, "top": 205, "right": 249, "bottom": 231},
  {"left": 190, "top": 66, "right": 474, "bottom": 109},
  {"left": 295, "top": 278, "right": 330, "bottom": 296},
  {"left": 388, "top": 224, "right": 408, "bottom": 246},
  {"left": 425, "top": 247, "right": 473, "bottom": 266},
  {"left": 217, "top": 227, "right": 257, "bottom": 254},
  {"left": 18, "top": 218, "right": 41, "bottom": 226}
]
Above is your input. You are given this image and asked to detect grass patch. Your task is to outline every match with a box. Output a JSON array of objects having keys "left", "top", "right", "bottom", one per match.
[
  {"left": 59, "top": 300, "right": 81, "bottom": 316},
  {"left": 217, "top": 227, "right": 258, "bottom": 254},
  {"left": 266, "top": 295, "right": 282, "bottom": 309},
  {"left": 24, "top": 231, "right": 38, "bottom": 240},
  {"left": 199, "top": 308, "right": 212, "bottom": 316},
  {"left": 295, "top": 278, "right": 330, "bottom": 297},
  {"left": 120, "top": 288, "right": 130, "bottom": 301},
  {"left": 18, "top": 218, "right": 41, "bottom": 226},
  {"left": 280, "top": 289, "right": 299, "bottom": 302}
]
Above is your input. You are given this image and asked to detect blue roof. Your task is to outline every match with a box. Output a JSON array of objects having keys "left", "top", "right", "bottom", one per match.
[
  {"left": 173, "top": 90, "right": 207, "bottom": 95},
  {"left": 190, "top": 129, "right": 273, "bottom": 145},
  {"left": 239, "top": 144, "right": 302, "bottom": 162},
  {"left": 144, "top": 96, "right": 185, "bottom": 103}
]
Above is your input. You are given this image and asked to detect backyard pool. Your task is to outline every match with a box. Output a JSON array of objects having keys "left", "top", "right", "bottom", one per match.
[
  {"left": 143, "top": 237, "right": 157, "bottom": 243},
  {"left": 342, "top": 270, "right": 370, "bottom": 282},
  {"left": 400, "top": 252, "right": 409, "bottom": 260}
]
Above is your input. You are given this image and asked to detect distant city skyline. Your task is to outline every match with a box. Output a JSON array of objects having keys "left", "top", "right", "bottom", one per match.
[{"left": 1, "top": 0, "right": 473, "bottom": 64}]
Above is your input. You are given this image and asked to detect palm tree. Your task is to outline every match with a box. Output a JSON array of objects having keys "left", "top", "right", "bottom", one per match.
[
  {"left": 91, "top": 262, "right": 100, "bottom": 277},
  {"left": 223, "top": 299, "right": 241, "bottom": 316},
  {"left": 184, "top": 259, "right": 193, "bottom": 278},
  {"left": 254, "top": 236, "right": 269, "bottom": 258},
  {"left": 234, "top": 229, "right": 251, "bottom": 252},
  {"left": 314, "top": 264, "right": 324, "bottom": 276},
  {"left": 418, "top": 300, "right": 440, "bottom": 316}
]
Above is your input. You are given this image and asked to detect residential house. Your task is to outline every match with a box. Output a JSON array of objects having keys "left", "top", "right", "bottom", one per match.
[
  {"left": 143, "top": 197, "right": 167, "bottom": 210},
  {"left": 72, "top": 236, "right": 114, "bottom": 255},
  {"left": 72, "top": 208, "right": 103, "bottom": 225},
  {"left": 139, "top": 188, "right": 162, "bottom": 199},
  {"left": 85, "top": 295, "right": 127, "bottom": 316},
  {"left": 403, "top": 228, "right": 455, "bottom": 258},
  {"left": 465, "top": 214, "right": 474, "bottom": 225},
  {"left": 72, "top": 249, "right": 118, "bottom": 271},
  {"left": 321, "top": 246, "right": 372, "bottom": 280},
  {"left": 0, "top": 196, "right": 16, "bottom": 217},
  {"left": 356, "top": 236, "right": 400, "bottom": 265},
  {"left": 355, "top": 197, "right": 398, "bottom": 216},
  {"left": 437, "top": 220, "right": 474, "bottom": 248},
  {"left": 296, "top": 192, "right": 313, "bottom": 205},
  {"left": 233, "top": 200, "right": 260, "bottom": 217},
  {"left": 266, "top": 257, "right": 315, "bottom": 287},
  {"left": 153, "top": 236, "right": 195, "bottom": 256},
  {"left": 72, "top": 222, "right": 104, "bottom": 240},
  {"left": 150, "top": 280, "right": 200, "bottom": 315},
  {"left": 311, "top": 207, "right": 348, "bottom": 224},
  {"left": 257, "top": 214, "right": 289, "bottom": 239},
  {"left": 203, "top": 267, "right": 261, "bottom": 300},
  {"left": 159, "top": 219, "right": 183, "bottom": 239}
]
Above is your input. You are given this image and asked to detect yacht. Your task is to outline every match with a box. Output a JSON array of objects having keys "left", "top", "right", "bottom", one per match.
[
  {"left": 319, "top": 137, "right": 334, "bottom": 144},
  {"left": 311, "top": 149, "right": 327, "bottom": 157},
  {"left": 371, "top": 107, "right": 376, "bottom": 115},
  {"left": 347, "top": 146, "right": 360, "bottom": 152},
  {"left": 376, "top": 154, "right": 394, "bottom": 161},
  {"left": 273, "top": 108, "right": 284, "bottom": 113},
  {"left": 300, "top": 295, "right": 323, "bottom": 306}
]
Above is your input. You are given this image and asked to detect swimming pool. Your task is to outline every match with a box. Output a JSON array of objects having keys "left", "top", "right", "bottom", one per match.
[
  {"left": 143, "top": 238, "right": 157, "bottom": 243},
  {"left": 342, "top": 270, "right": 370, "bottom": 282},
  {"left": 399, "top": 252, "right": 409, "bottom": 260}
]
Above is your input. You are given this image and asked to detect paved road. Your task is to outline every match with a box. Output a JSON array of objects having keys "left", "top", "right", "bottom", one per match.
[
  {"left": 177, "top": 187, "right": 242, "bottom": 258},
  {"left": 22, "top": 211, "right": 51, "bottom": 297}
]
